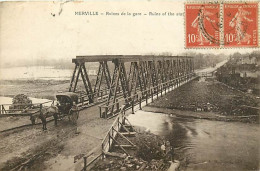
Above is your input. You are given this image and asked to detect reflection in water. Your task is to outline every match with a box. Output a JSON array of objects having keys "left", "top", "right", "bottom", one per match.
[{"left": 128, "top": 111, "right": 259, "bottom": 171}]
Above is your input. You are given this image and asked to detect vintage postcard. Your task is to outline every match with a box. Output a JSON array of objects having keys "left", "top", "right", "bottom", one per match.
[{"left": 0, "top": 0, "right": 259, "bottom": 171}]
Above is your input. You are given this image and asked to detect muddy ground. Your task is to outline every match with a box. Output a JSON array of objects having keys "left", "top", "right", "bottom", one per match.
[
  {"left": 0, "top": 103, "right": 115, "bottom": 171},
  {"left": 0, "top": 78, "right": 113, "bottom": 171}
]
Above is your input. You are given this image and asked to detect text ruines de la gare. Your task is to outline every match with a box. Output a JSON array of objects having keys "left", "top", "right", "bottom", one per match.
[{"left": 75, "top": 11, "right": 183, "bottom": 16}]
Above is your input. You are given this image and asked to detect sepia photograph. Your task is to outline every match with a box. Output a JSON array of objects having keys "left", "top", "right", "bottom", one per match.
[{"left": 0, "top": 0, "right": 259, "bottom": 170}]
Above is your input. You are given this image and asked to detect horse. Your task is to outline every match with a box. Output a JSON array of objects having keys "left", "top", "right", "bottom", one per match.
[
  {"left": 40, "top": 105, "right": 59, "bottom": 130},
  {"left": 30, "top": 105, "right": 59, "bottom": 130}
]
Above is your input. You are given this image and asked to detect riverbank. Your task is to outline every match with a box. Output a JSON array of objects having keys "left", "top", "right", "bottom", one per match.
[
  {"left": 148, "top": 77, "right": 259, "bottom": 124},
  {"left": 143, "top": 106, "right": 258, "bottom": 123},
  {"left": 91, "top": 129, "right": 174, "bottom": 171}
]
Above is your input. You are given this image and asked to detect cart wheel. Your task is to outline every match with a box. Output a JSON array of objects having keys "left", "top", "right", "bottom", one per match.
[{"left": 69, "top": 109, "right": 79, "bottom": 124}]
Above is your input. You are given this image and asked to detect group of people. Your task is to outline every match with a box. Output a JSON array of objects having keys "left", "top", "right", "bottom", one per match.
[{"left": 160, "top": 140, "right": 174, "bottom": 161}]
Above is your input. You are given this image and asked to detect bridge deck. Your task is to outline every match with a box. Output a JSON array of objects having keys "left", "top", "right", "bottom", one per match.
[
  {"left": 74, "top": 106, "right": 111, "bottom": 170},
  {"left": 73, "top": 55, "right": 192, "bottom": 63}
]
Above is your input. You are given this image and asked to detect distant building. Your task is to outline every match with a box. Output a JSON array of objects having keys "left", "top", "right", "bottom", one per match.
[
  {"left": 88, "top": 69, "right": 97, "bottom": 75},
  {"left": 84, "top": 62, "right": 99, "bottom": 76},
  {"left": 239, "top": 71, "right": 259, "bottom": 78},
  {"left": 237, "top": 56, "right": 257, "bottom": 65}
]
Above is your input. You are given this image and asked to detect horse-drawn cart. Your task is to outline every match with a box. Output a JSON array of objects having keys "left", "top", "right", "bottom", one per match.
[
  {"left": 30, "top": 92, "right": 80, "bottom": 130},
  {"left": 56, "top": 92, "right": 79, "bottom": 124},
  {"left": 0, "top": 92, "right": 80, "bottom": 131}
]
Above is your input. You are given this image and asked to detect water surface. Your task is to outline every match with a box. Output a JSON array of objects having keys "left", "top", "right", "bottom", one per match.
[
  {"left": 128, "top": 110, "right": 259, "bottom": 171},
  {"left": 0, "top": 66, "right": 73, "bottom": 80}
]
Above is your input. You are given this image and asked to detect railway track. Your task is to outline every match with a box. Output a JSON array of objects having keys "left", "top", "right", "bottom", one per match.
[
  {"left": 0, "top": 118, "right": 55, "bottom": 134},
  {"left": 0, "top": 99, "right": 106, "bottom": 134},
  {"left": 0, "top": 87, "right": 128, "bottom": 134}
]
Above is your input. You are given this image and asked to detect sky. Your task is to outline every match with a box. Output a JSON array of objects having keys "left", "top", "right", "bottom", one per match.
[{"left": 0, "top": 0, "right": 259, "bottom": 67}]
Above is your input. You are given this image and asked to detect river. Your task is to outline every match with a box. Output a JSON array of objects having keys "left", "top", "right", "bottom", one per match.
[
  {"left": 0, "top": 65, "right": 100, "bottom": 81},
  {"left": 0, "top": 66, "right": 73, "bottom": 80},
  {"left": 128, "top": 110, "right": 259, "bottom": 171}
]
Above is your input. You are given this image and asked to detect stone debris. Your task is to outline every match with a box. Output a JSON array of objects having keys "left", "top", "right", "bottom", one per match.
[
  {"left": 10, "top": 94, "right": 32, "bottom": 110},
  {"left": 91, "top": 132, "right": 172, "bottom": 171}
]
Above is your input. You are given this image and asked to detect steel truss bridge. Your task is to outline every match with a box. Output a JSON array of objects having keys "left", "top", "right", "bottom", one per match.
[{"left": 69, "top": 55, "right": 195, "bottom": 118}]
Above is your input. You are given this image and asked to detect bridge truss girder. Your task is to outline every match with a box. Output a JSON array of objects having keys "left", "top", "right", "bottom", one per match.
[{"left": 69, "top": 55, "right": 194, "bottom": 118}]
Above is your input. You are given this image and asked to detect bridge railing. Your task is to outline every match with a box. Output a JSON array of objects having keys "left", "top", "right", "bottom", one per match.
[
  {"left": 75, "top": 88, "right": 110, "bottom": 108},
  {"left": 99, "top": 73, "right": 196, "bottom": 118},
  {"left": 0, "top": 100, "right": 53, "bottom": 116},
  {"left": 74, "top": 87, "right": 125, "bottom": 109},
  {"left": 101, "top": 114, "right": 122, "bottom": 153},
  {"left": 81, "top": 106, "right": 127, "bottom": 171}
]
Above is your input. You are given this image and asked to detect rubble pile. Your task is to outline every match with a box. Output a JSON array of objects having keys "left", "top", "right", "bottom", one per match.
[
  {"left": 92, "top": 132, "right": 171, "bottom": 171},
  {"left": 135, "top": 132, "right": 165, "bottom": 161},
  {"left": 93, "top": 156, "right": 148, "bottom": 171},
  {"left": 10, "top": 94, "right": 32, "bottom": 110}
]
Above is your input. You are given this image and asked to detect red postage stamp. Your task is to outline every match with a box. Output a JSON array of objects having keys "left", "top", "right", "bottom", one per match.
[
  {"left": 185, "top": 4, "right": 220, "bottom": 48},
  {"left": 224, "top": 3, "right": 258, "bottom": 47}
]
